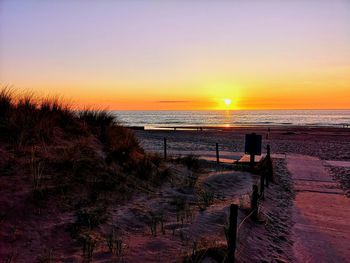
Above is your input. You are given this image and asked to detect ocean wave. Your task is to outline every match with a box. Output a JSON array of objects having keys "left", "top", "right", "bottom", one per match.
[{"left": 114, "top": 110, "right": 350, "bottom": 128}]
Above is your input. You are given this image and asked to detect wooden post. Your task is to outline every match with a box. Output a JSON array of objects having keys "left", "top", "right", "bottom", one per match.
[
  {"left": 245, "top": 132, "right": 261, "bottom": 171},
  {"left": 251, "top": 184, "right": 259, "bottom": 220},
  {"left": 226, "top": 204, "right": 238, "bottom": 263},
  {"left": 164, "top": 137, "right": 167, "bottom": 160},
  {"left": 216, "top": 143, "right": 220, "bottom": 164},
  {"left": 267, "top": 144, "right": 270, "bottom": 158}
]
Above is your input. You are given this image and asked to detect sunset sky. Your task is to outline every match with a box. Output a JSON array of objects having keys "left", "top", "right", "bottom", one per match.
[{"left": 1, "top": 0, "right": 350, "bottom": 110}]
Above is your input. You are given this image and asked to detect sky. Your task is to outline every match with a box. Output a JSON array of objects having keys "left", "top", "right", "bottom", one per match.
[{"left": 0, "top": 0, "right": 350, "bottom": 110}]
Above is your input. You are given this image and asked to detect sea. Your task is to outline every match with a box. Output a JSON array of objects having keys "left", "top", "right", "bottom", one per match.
[{"left": 111, "top": 110, "right": 350, "bottom": 129}]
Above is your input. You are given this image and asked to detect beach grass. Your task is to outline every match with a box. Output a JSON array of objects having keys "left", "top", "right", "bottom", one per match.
[{"left": 0, "top": 88, "right": 174, "bottom": 261}]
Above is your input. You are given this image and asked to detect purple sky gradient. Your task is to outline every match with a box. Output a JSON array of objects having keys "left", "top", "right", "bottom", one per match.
[{"left": 0, "top": 0, "right": 349, "bottom": 109}]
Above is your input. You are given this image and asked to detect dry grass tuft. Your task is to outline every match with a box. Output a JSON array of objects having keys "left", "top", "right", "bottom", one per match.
[{"left": 0, "top": 87, "right": 178, "bottom": 260}]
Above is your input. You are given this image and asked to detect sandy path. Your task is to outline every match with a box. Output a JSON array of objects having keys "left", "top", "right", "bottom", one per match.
[
  {"left": 104, "top": 168, "right": 256, "bottom": 262},
  {"left": 287, "top": 154, "right": 350, "bottom": 263}
]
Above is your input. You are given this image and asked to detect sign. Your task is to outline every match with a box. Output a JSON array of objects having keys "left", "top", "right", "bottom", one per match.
[{"left": 245, "top": 133, "right": 262, "bottom": 156}]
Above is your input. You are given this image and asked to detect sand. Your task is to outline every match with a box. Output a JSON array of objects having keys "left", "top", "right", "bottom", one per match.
[
  {"left": 1, "top": 126, "right": 349, "bottom": 262},
  {"left": 135, "top": 126, "right": 350, "bottom": 161},
  {"left": 134, "top": 126, "right": 350, "bottom": 262},
  {"left": 287, "top": 154, "right": 350, "bottom": 262}
]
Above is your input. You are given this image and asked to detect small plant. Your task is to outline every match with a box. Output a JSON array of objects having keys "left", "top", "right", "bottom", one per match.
[
  {"left": 4, "top": 252, "right": 14, "bottom": 263},
  {"left": 134, "top": 156, "right": 157, "bottom": 180},
  {"left": 250, "top": 184, "right": 260, "bottom": 219},
  {"left": 159, "top": 167, "right": 172, "bottom": 181},
  {"left": 179, "top": 230, "right": 190, "bottom": 246},
  {"left": 159, "top": 213, "right": 166, "bottom": 235},
  {"left": 184, "top": 204, "right": 194, "bottom": 224},
  {"left": 37, "top": 248, "right": 54, "bottom": 263},
  {"left": 82, "top": 234, "right": 96, "bottom": 261},
  {"left": 186, "top": 171, "right": 198, "bottom": 188},
  {"left": 149, "top": 213, "right": 158, "bottom": 237},
  {"left": 30, "top": 148, "right": 44, "bottom": 191},
  {"left": 192, "top": 241, "right": 198, "bottom": 258},
  {"left": 197, "top": 189, "right": 215, "bottom": 210},
  {"left": 148, "top": 210, "right": 166, "bottom": 237},
  {"left": 149, "top": 153, "right": 163, "bottom": 167},
  {"left": 183, "top": 238, "right": 226, "bottom": 263},
  {"left": 170, "top": 195, "right": 187, "bottom": 223},
  {"left": 175, "top": 155, "right": 200, "bottom": 171},
  {"left": 106, "top": 226, "right": 124, "bottom": 257},
  {"left": 171, "top": 195, "right": 186, "bottom": 211},
  {"left": 10, "top": 225, "right": 18, "bottom": 241},
  {"left": 75, "top": 206, "right": 107, "bottom": 231}
]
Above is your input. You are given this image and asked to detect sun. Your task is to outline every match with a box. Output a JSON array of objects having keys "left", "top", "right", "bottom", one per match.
[{"left": 224, "top": 98, "right": 232, "bottom": 106}]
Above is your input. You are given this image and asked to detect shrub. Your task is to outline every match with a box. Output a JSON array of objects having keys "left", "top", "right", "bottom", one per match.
[
  {"left": 106, "top": 226, "right": 124, "bottom": 256},
  {"left": 159, "top": 167, "right": 172, "bottom": 181},
  {"left": 79, "top": 109, "right": 116, "bottom": 128},
  {"left": 104, "top": 125, "right": 142, "bottom": 164},
  {"left": 147, "top": 210, "right": 165, "bottom": 236},
  {"left": 185, "top": 171, "right": 198, "bottom": 188},
  {"left": 149, "top": 153, "right": 163, "bottom": 167},
  {"left": 81, "top": 233, "right": 97, "bottom": 261},
  {"left": 0, "top": 88, "right": 13, "bottom": 120},
  {"left": 0, "top": 89, "right": 83, "bottom": 145},
  {"left": 170, "top": 195, "right": 186, "bottom": 211},
  {"left": 17, "top": 93, "right": 37, "bottom": 113},
  {"left": 134, "top": 156, "right": 157, "bottom": 180},
  {"left": 75, "top": 206, "right": 107, "bottom": 231},
  {"left": 197, "top": 189, "right": 215, "bottom": 210},
  {"left": 38, "top": 97, "right": 80, "bottom": 136},
  {"left": 174, "top": 155, "right": 200, "bottom": 171}
]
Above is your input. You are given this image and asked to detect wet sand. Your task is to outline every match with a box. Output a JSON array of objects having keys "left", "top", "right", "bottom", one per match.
[{"left": 135, "top": 126, "right": 350, "bottom": 161}]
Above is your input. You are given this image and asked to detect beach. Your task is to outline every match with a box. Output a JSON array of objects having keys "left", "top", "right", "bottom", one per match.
[
  {"left": 2, "top": 0, "right": 350, "bottom": 261},
  {"left": 1, "top": 115, "right": 350, "bottom": 262},
  {"left": 134, "top": 126, "right": 350, "bottom": 262},
  {"left": 135, "top": 126, "right": 350, "bottom": 162}
]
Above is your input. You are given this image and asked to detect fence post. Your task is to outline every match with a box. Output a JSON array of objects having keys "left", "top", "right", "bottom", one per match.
[
  {"left": 164, "top": 137, "right": 167, "bottom": 160},
  {"left": 216, "top": 143, "right": 220, "bottom": 164},
  {"left": 226, "top": 204, "right": 238, "bottom": 263},
  {"left": 251, "top": 184, "right": 259, "bottom": 220}
]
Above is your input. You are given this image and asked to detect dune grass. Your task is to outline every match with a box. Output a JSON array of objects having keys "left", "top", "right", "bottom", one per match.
[{"left": 0, "top": 88, "right": 174, "bottom": 252}]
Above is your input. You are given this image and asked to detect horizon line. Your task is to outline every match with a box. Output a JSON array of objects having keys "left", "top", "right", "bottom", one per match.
[{"left": 105, "top": 108, "right": 350, "bottom": 111}]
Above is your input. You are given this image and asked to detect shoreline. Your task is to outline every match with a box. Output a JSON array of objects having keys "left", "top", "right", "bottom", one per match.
[
  {"left": 134, "top": 126, "right": 350, "bottom": 161},
  {"left": 128, "top": 125, "right": 350, "bottom": 131}
]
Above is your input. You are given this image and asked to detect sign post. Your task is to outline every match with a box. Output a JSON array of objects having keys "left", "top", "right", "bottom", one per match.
[{"left": 245, "top": 133, "right": 262, "bottom": 170}]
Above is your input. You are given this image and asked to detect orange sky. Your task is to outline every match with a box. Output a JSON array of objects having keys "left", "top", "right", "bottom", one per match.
[{"left": 1, "top": 1, "right": 350, "bottom": 110}]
